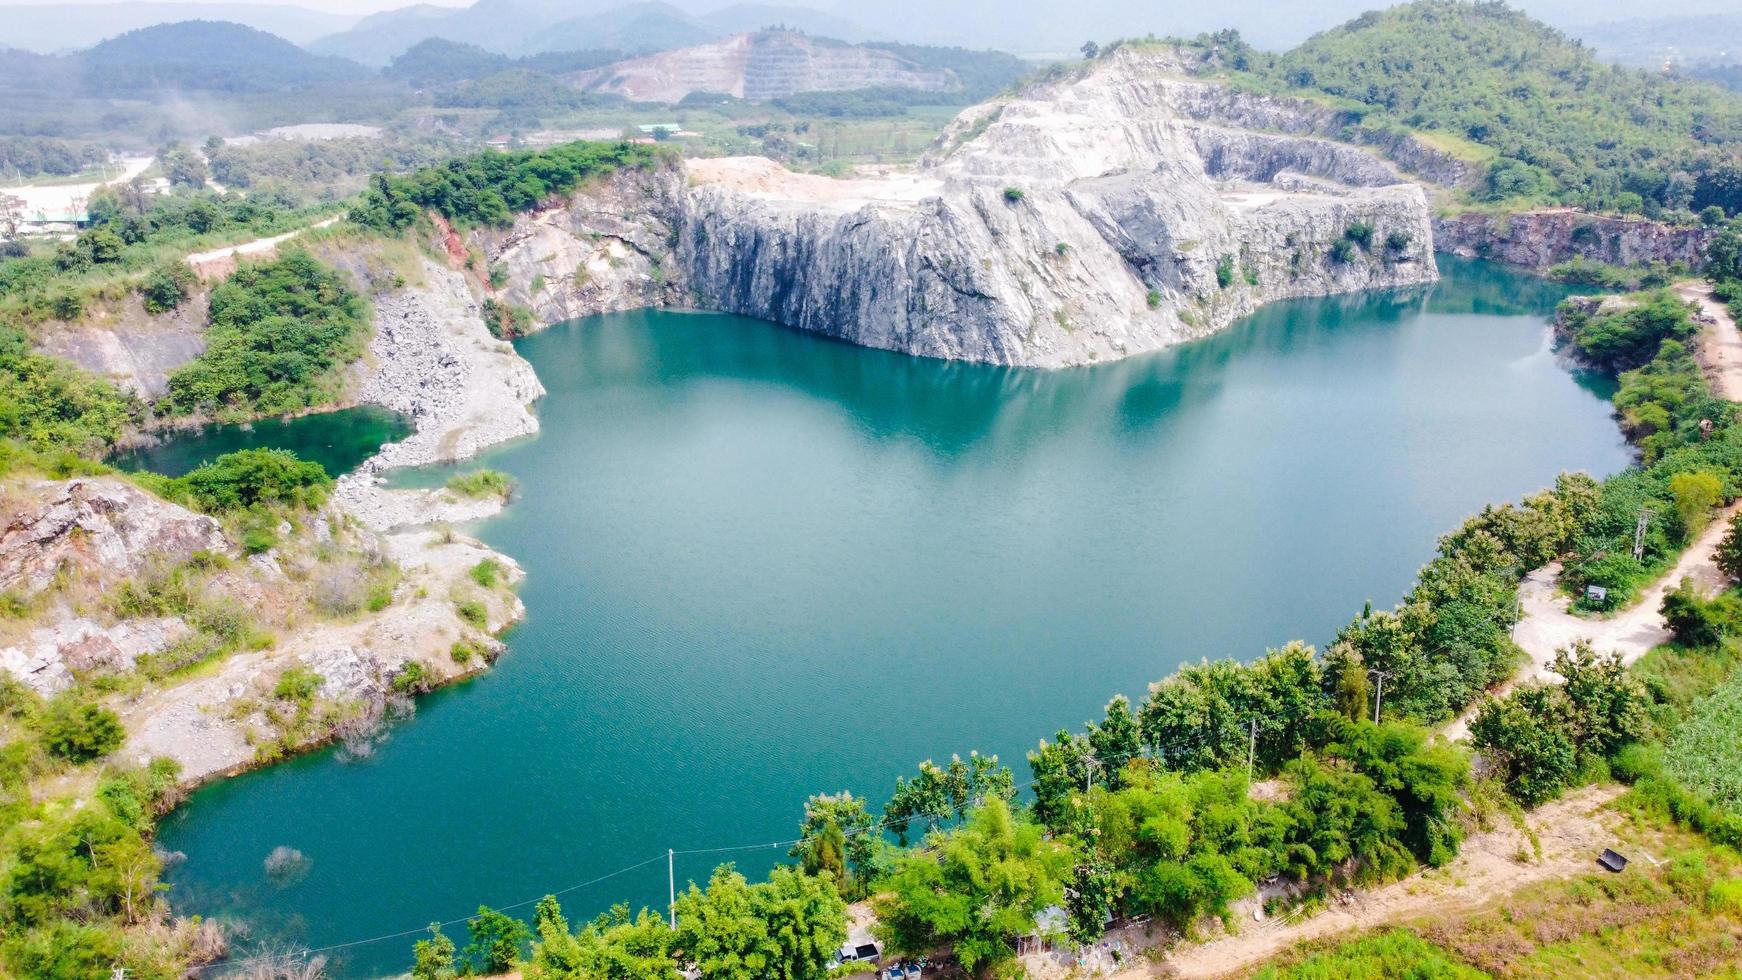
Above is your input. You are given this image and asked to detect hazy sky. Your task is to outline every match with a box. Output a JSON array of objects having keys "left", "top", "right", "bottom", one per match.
[{"left": 0, "top": 0, "right": 471, "bottom": 12}]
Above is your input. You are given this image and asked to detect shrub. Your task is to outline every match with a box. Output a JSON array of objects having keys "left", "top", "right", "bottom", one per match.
[
  {"left": 1716, "top": 511, "right": 1742, "bottom": 580},
  {"left": 32, "top": 696, "right": 125, "bottom": 762},
  {"left": 446, "top": 469, "right": 514, "bottom": 501},
  {"left": 1329, "top": 238, "right": 1356, "bottom": 264},
  {"left": 1002, "top": 186, "right": 1024, "bottom": 202},
  {"left": 1344, "top": 223, "right": 1374, "bottom": 249},
  {"left": 171, "top": 449, "right": 333, "bottom": 513},
  {"left": 391, "top": 661, "right": 433, "bottom": 695},
  {"left": 273, "top": 667, "right": 323, "bottom": 703},
  {"left": 470, "top": 559, "right": 502, "bottom": 588},
  {"left": 456, "top": 600, "right": 488, "bottom": 629},
  {"left": 1384, "top": 230, "right": 1412, "bottom": 253},
  {"left": 480, "top": 298, "right": 534, "bottom": 340},
  {"left": 139, "top": 262, "right": 195, "bottom": 315},
  {"left": 1146, "top": 289, "right": 1162, "bottom": 309},
  {"left": 1215, "top": 254, "right": 1236, "bottom": 288}
]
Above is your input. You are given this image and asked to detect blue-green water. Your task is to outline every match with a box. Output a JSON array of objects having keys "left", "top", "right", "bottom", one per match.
[
  {"left": 111, "top": 406, "right": 412, "bottom": 477},
  {"left": 157, "top": 258, "right": 1628, "bottom": 977}
]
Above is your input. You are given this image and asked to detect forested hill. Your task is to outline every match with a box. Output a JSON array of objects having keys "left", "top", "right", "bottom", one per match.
[
  {"left": 80, "top": 20, "right": 370, "bottom": 94},
  {"left": 1220, "top": 0, "right": 1742, "bottom": 219}
]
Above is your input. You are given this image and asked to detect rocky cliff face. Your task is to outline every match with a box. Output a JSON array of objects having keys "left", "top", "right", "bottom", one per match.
[
  {"left": 1435, "top": 210, "right": 1715, "bottom": 270},
  {"left": 672, "top": 48, "right": 1437, "bottom": 367},
  {"left": 489, "top": 46, "right": 1440, "bottom": 367}
]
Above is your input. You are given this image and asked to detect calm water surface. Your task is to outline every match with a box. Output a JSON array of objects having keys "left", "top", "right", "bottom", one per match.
[
  {"left": 158, "top": 258, "right": 1627, "bottom": 976},
  {"left": 111, "top": 406, "right": 412, "bottom": 477}
]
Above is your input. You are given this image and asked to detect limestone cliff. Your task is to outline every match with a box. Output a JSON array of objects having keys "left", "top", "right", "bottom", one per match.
[
  {"left": 487, "top": 46, "right": 1441, "bottom": 368},
  {"left": 1435, "top": 210, "right": 1715, "bottom": 270}
]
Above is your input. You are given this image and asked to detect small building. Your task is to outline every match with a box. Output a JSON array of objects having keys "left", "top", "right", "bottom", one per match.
[{"left": 484, "top": 134, "right": 513, "bottom": 150}]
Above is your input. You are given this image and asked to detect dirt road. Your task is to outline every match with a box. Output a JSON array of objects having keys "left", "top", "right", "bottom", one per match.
[
  {"left": 184, "top": 215, "right": 342, "bottom": 278},
  {"left": 1680, "top": 280, "right": 1742, "bottom": 401},
  {"left": 1440, "top": 503, "right": 1737, "bottom": 741}
]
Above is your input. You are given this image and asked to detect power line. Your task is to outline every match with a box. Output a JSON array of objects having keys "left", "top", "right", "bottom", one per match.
[{"left": 217, "top": 773, "right": 1042, "bottom": 968}]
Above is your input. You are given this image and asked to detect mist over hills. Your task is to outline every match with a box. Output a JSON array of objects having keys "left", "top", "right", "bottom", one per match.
[{"left": 0, "top": 1, "right": 359, "bottom": 53}]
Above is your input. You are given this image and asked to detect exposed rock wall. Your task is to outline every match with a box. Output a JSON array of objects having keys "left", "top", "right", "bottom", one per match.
[
  {"left": 1435, "top": 210, "right": 1715, "bottom": 270},
  {"left": 669, "top": 47, "right": 1438, "bottom": 367},
  {"left": 490, "top": 46, "right": 1439, "bottom": 368},
  {"left": 476, "top": 167, "right": 687, "bottom": 326},
  {"left": 34, "top": 294, "right": 209, "bottom": 399}
]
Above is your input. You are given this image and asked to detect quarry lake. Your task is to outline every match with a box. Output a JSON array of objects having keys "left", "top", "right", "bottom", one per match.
[{"left": 158, "top": 257, "right": 1631, "bottom": 977}]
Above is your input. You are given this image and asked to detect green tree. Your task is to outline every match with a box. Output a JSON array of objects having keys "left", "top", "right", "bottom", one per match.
[
  {"left": 158, "top": 448, "right": 333, "bottom": 513},
  {"left": 884, "top": 753, "right": 1013, "bottom": 844},
  {"left": 1719, "top": 511, "right": 1742, "bottom": 581},
  {"left": 873, "top": 798, "right": 1073, "bottom": 976},
  {"left": 1469, "top": 687, "right": 1577, "bottom": 807},
  {"left": 1087, "top": 694, "right": 1141, "bottom": 787},
  {"left": 791, "top": 792, "right": 878, "bottom": 894},
  {"left": 524, "top": 897, "right": 677, "bottom": 980},
  {"left": 1065, "top": 859, "right": 1117, "bottom": 946},
  {"left": 412, "top": 923, "right": 459, "bottom": 980},
  {"left": 465, "top": 906, "right": 531, "bottom": 974},
  {"left": 32, "top": 694, "right": 123, "bottom": 762},
  {"left": 672, "top": 865, "right": 845, "bottom": 980},
  {"left": 1670, "top": 470, "right": 1724, "bottom": 538}
]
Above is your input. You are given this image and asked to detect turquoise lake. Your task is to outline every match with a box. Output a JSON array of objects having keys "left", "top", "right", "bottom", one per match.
[
  {"left": 111, "top": 406, "right": 413, "bottom": 478},
  {"left": 156, "top": 257, "right": 1629, "bottom": 977}
]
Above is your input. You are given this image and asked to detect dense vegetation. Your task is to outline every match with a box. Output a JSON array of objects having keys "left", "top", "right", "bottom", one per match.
[
  {"left": 384, "top": 39, "right": 623, "bottom": 89},
  {"left": 349, "top": 140, "right": 662, "bottom": 231},
  {"left": 162, "top": 249, "right": 369, "bottom": 419},
  {"left": 0, "top": 185, "right": 319, "bottom": 326},
  {"left": 0, "top": 326, "right": 136, "bottom": 456},
  {"left": 77, "top": 21, "right": 369, "bottom": 95},
  {"left": 206, "top": 133, "right": 461, "bottom": 199},
  {"left": 1203, "top": 1, "right": 1742, "bottom": 219}
]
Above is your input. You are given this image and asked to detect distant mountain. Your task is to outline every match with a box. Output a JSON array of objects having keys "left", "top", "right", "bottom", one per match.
[
  {"left": 570, "top": 29, "right": 961, "bottom": 103},
  {"left": 385, "top": 38, "right": 623, "bottom": 87},
  {"left": 310, "top": 0, "right": 634, "bottom": 65},
  {"left": 81, "top": 21, "right": 370, "bottom": 94},
  {"left": 0, "top": 2, "right": 358, "bottom": 53},
  {"left": 1567, "top": 14, "right": 1742, "bottom": 69},
  {"left": 526, "top": 3, "right": 717, "bottom": 56},
  {"left": 697, "top": 4, "right": 878, "bottom": 42},
  {"left": 308, "top": 0, "right": 880, "bottom": 66}
]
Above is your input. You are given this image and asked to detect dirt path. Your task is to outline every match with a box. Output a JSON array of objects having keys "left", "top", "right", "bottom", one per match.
[
  {"left": 1679, "top": 280, "right": 1742, "bottom": 401},
  {"left": 184, "top": 215, "right": 341, "bottom": 278},
  {"left": 1441, "top": 503, "right": 1738, "bottom": 741},
  {"left": 1073, "top": 785, "right": 1623, "bottom": 980}
]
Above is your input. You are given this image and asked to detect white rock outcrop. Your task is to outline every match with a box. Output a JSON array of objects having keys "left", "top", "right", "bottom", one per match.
[
  {"left": 0, "top": 478, "right": 232, "bottom": 598},
  {"left": 488, "top": 45, "right": 1440, "bottom": 368}
]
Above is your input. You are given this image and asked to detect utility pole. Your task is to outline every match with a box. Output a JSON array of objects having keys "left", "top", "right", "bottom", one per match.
[
  {"left": 667, "top": 849, "right": 676, "bottom": 929},
  {"left": 1368, "top": 669, "right": 1393, "bottom": 723}
]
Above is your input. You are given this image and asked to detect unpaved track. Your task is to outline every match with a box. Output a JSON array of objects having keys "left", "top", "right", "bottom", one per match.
[
  {"left": 1092, "top": 786, "right": 1623, "bottom": 979},
  {"left": 1441, "top": 502, "right": 1739, "bottom": 741},
  {"left": 1681, "top": 280, "right": 1742, "bottom": 401}
]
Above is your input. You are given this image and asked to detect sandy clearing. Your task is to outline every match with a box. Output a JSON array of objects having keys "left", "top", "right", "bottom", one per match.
[
  {"left": 3, "top": 155, "right": 153, "bottom": 215},
  {"left": 1441, "top": 503, "right": 1738, "bottom": 741},
  {"left": 1681, "top": 280, "right": 1742, "bottom": 402},
  {"left": 1051, "top": 785, "right": 1624, "bottom": 980}
]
